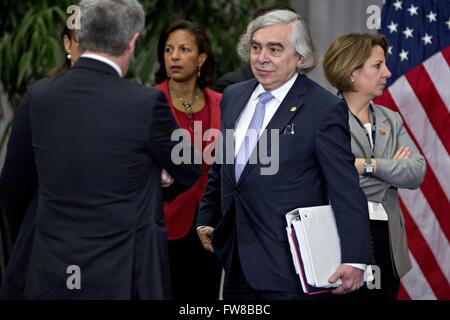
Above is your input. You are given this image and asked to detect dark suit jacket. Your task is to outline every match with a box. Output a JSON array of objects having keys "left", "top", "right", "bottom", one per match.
[
  {"left": 0, "top": 57, "right": 200, "bottom": 299},
  {"left": 197, "top": 75, "right": 373, "bottom": 292},
  {"left": 215, "top": 63, "right": 254, "bottom": 93}
]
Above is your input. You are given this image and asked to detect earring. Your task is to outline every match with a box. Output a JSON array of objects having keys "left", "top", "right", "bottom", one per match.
[
  {"left": 197, "top": 66, "right": 201, "bottom": 78},
  {"left": 351, "top": 78, "right": 354, "bottom": 82},
  {"left": 66, "top": 50, "right": 71, "bottom": 60}
]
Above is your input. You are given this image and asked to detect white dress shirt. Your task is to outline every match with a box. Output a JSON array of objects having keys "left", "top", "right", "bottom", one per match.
[
  {"left": 234, "top": 73, "right": 298, "bottom": 156},
  {"left": 80, "top": 53, "right": 123, "bottom": 77}
]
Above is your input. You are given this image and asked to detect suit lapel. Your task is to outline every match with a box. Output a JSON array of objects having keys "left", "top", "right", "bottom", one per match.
[
  {"left": 236, "top": 75, "right": 308, "bottom": 184},
  {"left": 224, "top": 80, "right": 258, "bottom": 130},
  {"left": 349, "top": 110, "right": 372, "bottom": 158},
  {"left": 372, "top": 105, "right": 391, "bottom": 157},
  {"left": 223, "top": 80, "right": 258, "bottom": 185},
  {"left": 265, "top": 75, "right": 308, "bottom": 133}
]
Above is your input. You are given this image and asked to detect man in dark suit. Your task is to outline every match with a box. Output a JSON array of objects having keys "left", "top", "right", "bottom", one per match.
[
  {"left": 0, "top": 0, "right": 200, "bottom": 299},
  {"left": 197, "top": 10, "right": 373, "bottom": 300}
]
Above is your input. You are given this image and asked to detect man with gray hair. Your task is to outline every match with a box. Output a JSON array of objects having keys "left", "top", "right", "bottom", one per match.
[
  {"left": 0, "top": 0, "right": 200, "bottom": 299},
  {"left": 197, "top": 10, "right": 373, "bottom": 299}
]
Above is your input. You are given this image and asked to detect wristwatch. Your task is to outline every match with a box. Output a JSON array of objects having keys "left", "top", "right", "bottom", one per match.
[{"left": 363, "top": 158, "right": 374, "bottom": 175}]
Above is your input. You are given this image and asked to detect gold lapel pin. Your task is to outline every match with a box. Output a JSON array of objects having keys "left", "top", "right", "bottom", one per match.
[
  {"left": 290, "top": 106, "right": 297, "bottom": 112},
  {"left": 378, "top": 129, "right": 386, "bottom": 136}
]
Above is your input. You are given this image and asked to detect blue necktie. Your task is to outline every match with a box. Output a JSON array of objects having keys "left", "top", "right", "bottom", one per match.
[{"left": 235, "top": 91, "right": 274, "bottom": 181}]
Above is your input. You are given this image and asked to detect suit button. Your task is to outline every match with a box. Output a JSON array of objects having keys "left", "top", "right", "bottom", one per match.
[{"left": 235, "top": 188, "right": 240, "bottom": 195}]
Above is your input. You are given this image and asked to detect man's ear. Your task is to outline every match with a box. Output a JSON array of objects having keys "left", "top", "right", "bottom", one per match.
[
  {"left": 127, "top": 32, "right": 140, "bottom": 53},
  {"left": 297, "top": 55, "right": 305, "bottom": 68}
]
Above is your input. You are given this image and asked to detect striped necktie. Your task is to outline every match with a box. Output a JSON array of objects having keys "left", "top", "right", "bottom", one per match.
[{"left": 235, "top": 91, "right": 274, "bottom": 181}]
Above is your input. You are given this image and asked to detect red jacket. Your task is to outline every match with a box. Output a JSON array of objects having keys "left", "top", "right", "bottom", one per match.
[{"left": 155, "top": 80, "right": 221, "bottom": 240}]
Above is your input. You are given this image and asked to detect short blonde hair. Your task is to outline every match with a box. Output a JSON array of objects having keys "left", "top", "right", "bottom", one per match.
[{"left": 323, "top": 33, "right": 388, "bottom": 92}]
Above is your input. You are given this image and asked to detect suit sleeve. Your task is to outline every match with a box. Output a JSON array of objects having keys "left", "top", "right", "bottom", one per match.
[
  {"left": 315, "top": 100, "right": 374, "bottom": 264},
  {"left": 0, "top": 94, "right": 38, "bottom": 243},
  {"left": 358, "top": 174, "right": 389, "bottom": 199},
  {"left": 147, "top": 91, "right": 201, "bottom": 201},
  {"left": 373, "top": 112, "right": 426, "bottom": 189},
  {"left": 196, "top": 88, "right": 233, "bottom": 228},
  {"left": 196, "top": 161, "right": 222, "bottom": 228}
]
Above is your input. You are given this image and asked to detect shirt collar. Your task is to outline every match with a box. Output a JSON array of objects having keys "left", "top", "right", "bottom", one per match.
[
  {"left": 252, "top": 73, "right": 298, "bottom": 103},
  {"left": 81, "top": 53, "right": 123, "bottom": 77}
]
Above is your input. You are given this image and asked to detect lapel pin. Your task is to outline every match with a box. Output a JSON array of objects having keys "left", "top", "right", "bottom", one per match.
[
  {"left": 289, "top": 106, "right": 297, "bottom": 112},
  {"left": 378, "top": 129, "right": 386, "bottom": 136}
]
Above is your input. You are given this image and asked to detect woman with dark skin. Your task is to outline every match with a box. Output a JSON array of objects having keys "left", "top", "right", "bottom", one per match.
[{"left": 154, "top": 20, "right": 222, "bottom": 300}]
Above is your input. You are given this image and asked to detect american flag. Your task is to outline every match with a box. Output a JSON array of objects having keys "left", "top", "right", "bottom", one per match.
[{"left": 375, "top": 0, "right": 450, "bottom": 299}]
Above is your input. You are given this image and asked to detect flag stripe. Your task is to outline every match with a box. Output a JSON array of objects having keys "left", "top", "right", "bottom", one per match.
[
  {"left": 400, "top": 251, "right": 437, "bottom": 300},
  {"left": 422, "top": 46, "right": 450, "bottom": 113},
  {"left": 380, "top": 0, "right": 450, "bottom": 300},
  {"left": 404, "top": 65, "right": 450, "bottom": 152},
  {"left": 375, "top": 91, "right": 450, "bottom": 242},
  {"left": 442, "top": 45, "right": 450, "bottom": 70},
  {"left": 388, "top": 76, "right": 450, "bottom": 200},
  {"left": 418, "top": 170, "right": 450, "bottom": 242},
  {"left": 397, "top": 283, "right": 411, "bottom": 300},
  {"left": 399, "top": 188, "right": 450, "bottom": 284},
  {"left": 399, "top": 200, "right": 450, "bottom": 300}
]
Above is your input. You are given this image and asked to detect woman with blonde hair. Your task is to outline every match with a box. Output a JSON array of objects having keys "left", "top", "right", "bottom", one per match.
[{"left": 323, "top": 33, "right": 426, "bottom": 299}]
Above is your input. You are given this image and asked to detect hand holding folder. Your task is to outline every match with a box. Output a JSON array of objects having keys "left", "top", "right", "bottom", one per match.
[
  {"left": 286, "top": 205, "right": 341, "bottom": 294},
  {"left": 286, "top": 205, "right": 372, "bottom": 294}
]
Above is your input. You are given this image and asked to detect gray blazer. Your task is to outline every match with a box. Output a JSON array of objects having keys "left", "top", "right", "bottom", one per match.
[{"left": 349, "top": 103, "right": 426, "bottom": 278}]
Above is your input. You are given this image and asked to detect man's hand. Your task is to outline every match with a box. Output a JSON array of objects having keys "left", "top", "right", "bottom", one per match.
[
  {"left": 197, "top": 226, "right": 215, "bottom": 253},
  {"left": 328, "top": 264, "right": 364, "bottom": 294},
  {"left": 161, "top": 169, "right": 174, "bottom": 188}
]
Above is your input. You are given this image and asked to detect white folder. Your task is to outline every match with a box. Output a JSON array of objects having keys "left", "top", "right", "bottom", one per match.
[
  {"left": 286, "top": 205, "right": 341, "bottom": 292},
  {"left": 286, "top": 205, "right": 374, "bottom": 294}
]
